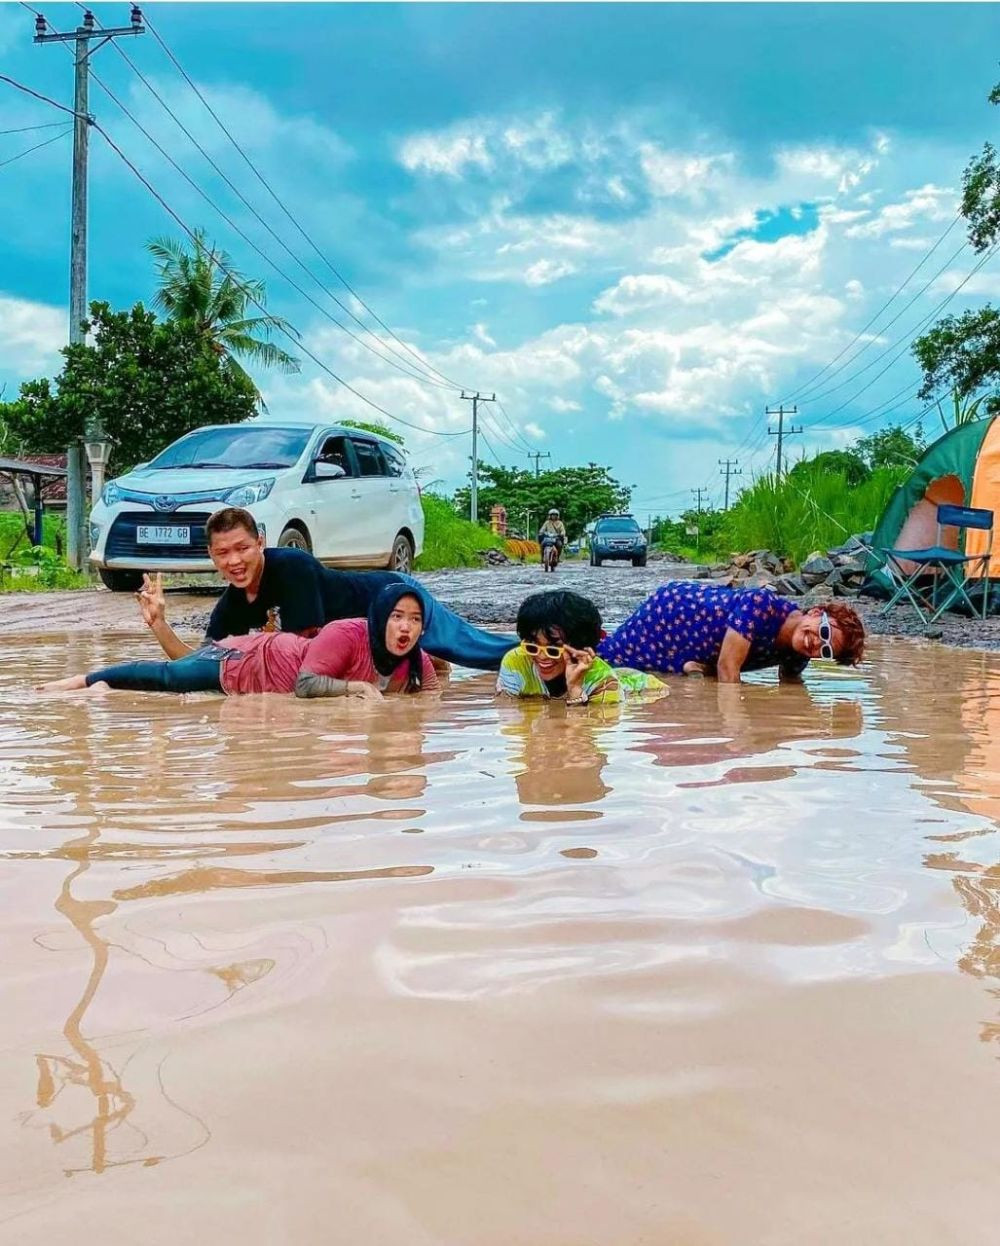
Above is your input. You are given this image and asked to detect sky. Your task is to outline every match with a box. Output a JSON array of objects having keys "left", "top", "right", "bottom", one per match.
[{"left": 1, "top": 1, "right": 1000, "bottom": 518}]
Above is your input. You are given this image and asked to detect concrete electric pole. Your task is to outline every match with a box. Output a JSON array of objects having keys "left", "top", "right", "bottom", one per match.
[
  {"left": 766, "top": 404, "right": 802, "bottom": 479},
  {"left": 527, "top": 451, "right": 551, "bottom": 478},
  {"left": 718, "top": 457, "right": 742, "bottom": 510},
  {"left": 33, "top": 6, "right": 145, "bottom": 569},
  {"left": 460, "top": 390, "right": 495, "bottom": 523}
]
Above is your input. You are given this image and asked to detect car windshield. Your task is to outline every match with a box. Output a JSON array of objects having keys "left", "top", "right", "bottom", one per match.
[
  {"left": 597, "top": 518, "right": 641, "bottom": 534},
  {"left": 147, "top": 427, "right": 312, "bottom": 471}
]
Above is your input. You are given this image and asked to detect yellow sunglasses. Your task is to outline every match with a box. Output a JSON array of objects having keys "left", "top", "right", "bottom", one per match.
[{"left": 520, "top": 640, "right": 566, "bottom": 661}]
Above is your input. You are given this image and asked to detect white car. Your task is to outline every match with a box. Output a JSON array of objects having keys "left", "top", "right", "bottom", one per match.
[{"left": 89, "top": 422, "right": 425, "bottom": 591}]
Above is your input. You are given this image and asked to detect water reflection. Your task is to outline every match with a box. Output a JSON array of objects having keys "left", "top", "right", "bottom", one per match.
[{"left": 5, "top": 634, "right": 1000, "bottom": 1236}]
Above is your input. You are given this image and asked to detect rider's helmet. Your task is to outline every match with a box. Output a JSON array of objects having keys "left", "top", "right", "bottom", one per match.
[{"left": 548, "top": 508, "right": 559, "bottom": 518}]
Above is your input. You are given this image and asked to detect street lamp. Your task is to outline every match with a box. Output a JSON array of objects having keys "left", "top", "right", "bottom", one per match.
[{"left": 84, "top": 436, "right": 112, "bottom": 505}]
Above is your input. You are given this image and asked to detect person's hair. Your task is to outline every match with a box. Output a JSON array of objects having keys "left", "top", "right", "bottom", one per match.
[
  {"left": 205, "top": 506, "right": 259, "bottom": 544},
  {"left": 516, "top": 590, "right": 602, "bottom": 648},
  {"left": 816, "top": 601, "right": 866, "bottom": 666}
]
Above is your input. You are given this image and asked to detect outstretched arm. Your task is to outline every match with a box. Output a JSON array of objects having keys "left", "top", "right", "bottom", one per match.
[
  {"left": 716, "top": 628, "right": 751, "bottom": 683},
  {"left": 294, "top": 671, "right": 383, "bottom": 701},
  {"left": 137, "top": 573, "right": 192, "bottom": 660}
]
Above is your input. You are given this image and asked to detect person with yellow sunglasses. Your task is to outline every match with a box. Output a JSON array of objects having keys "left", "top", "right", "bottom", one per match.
[{"left": 496, "top": 590, "right": 666, "bottom": 705}]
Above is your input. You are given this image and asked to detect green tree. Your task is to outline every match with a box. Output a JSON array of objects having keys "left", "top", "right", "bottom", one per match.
[
  {"left": 853, "top": 423, "right": 925, "bottom": 470},
  {"left": 789, "top": 448, "right": 870, "bottom": 486},
  {"left": 148, "top": 230, "right": 300, "bottom": 397},
  {"left": 911, "top": 81, "right": 1000, "bottom": 407},
  {"left": 340, "top": 418, "right": 404, "bottom": 445},
  {"left": 0, "top": 301, "right": 258, "bottom": 475},
  {"left": 453, "top": 461, "right": 631, "bottom": 538}
]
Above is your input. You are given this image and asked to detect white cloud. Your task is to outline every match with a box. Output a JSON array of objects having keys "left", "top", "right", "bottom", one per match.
[
  {"left": 930, "top": 270, "right": 1000, "bottom": 298},
  {"left": 845, "top": 279, "right": 865, "bottom": 300},
  {"left": 523, "top": 422, "right": 546, "bottom": 439},
  {"left": 639, "top": 144, "right": 734, "bottom": 197},
  {"left": 524, "top": 258, "right": 577, "bottom": 287},
  {"left": 775, "top": 139, "right": 885, "bottom": 194},
  {"left": 471, "top": 323, "right": 496, "bottom": 348},
  {"left": 593, "top": 274, "right": 702, "bottom": 316},
  {"left": 399, "top": 126, "right": 492, "bottom": 177},
  {"left": 844, "top": 184, "right": 956, "bottom": 238},
  {"left": 0, "top": 294, "right": 65, "bottom": 380},
  {"left": 547, "top": 397, "right": 581, "bottom": 413}
]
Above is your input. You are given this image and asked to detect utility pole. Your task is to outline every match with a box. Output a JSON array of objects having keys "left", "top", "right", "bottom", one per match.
[
  {"left": 766, "top": 404, "right": 802, "bottom": 480},
  {"left": 718, "top": 457, "right": 742, "bottom": 510},
  {"left": 460, "top": 390, "right": 494, "bottom": 523},
  {"left": 691, "top": 487, "right": 707, "bottom": 514},
  {"left": 527, "top": 451, "right": 551, "bottom": 478},
  {"left": 34, "top": 6, "right": 145, "bottom": 569},
  {"left": 690, "top": 488, "right": 706, "bottom": 556}
]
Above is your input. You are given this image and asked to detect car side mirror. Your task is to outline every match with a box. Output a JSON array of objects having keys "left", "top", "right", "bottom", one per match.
[{"left": 313, "top": 461, "right": 347, "bottom": 480}]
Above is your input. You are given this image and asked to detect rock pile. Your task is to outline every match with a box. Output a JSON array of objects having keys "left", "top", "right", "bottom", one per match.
[{"left": 692, "top": 535, "right": 871, "bottom": 599}]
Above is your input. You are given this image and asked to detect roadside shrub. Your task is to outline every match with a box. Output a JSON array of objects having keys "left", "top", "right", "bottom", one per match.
[{"left": 415, "top": 492, "right": 505, "bottom": 571}]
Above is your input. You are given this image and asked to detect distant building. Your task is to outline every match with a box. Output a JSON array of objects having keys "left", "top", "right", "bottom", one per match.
[{"left": 0, "top": 454, "right": 68, "bottom": 510}]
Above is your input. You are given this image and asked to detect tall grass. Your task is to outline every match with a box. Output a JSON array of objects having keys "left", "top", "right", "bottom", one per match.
[
  {"left": 719, "top": 464, "right": 907, "bottom": 563},
  {"left": 415, "top": 492, "right": 504, "bottom": 571}
]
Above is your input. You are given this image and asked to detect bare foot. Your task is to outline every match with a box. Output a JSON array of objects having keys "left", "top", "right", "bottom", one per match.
[{"left": 39, "top": 674, "right": 89, "bottom": 692}]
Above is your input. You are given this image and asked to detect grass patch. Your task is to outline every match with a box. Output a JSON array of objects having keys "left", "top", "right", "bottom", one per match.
[
  {"left": 415, "top": 492, "right": 505, "bottom": 571},
  {"left": 0, "top": 510, "right": 90, "bottom": 591},
  {"left": 719, "top": 464, "right": 906, "bottom": 564}
]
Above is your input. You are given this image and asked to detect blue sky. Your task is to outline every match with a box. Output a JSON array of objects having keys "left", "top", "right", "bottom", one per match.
[{"left": 2, "top": 2, "right": 1000, "bottom": 516}]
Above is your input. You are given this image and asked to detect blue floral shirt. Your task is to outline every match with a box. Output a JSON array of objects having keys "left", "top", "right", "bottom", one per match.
[{"left": 596, "top": 582, "right": 807, "bottom": 676}]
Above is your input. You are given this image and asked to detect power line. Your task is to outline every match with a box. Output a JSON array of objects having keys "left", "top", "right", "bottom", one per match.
[
  {"left": 86, "top": 111, "right": 470, "bottom": 439},
  {"left": 783, "top": 213, "right": 964, "bottom": 404},
  {"left": 93, "top": 23, "right": 460, "bottom": 394},
  {"left": 83, "top": 62, "right": 463, "bottom": 395},
  {"left": 808, "top": 242, "right": 1000, "bottom": 429},
  {"left": 0, "top": 119, "right": 68, "bottom": 135},
  {"left": 0, "top": 73, "right": 82, "bottom": 120},
  {"left": 796, "top": 235, "right": 971, "bottom": 406},
  {"left": 0, "top": 123, "right": 72, "bottom": 169},
  {"left": 493, "top": 397, "right": 535, "bottom": 453},
  {"left": 141, "top": 9, "right": 473, "bottom": 394}
]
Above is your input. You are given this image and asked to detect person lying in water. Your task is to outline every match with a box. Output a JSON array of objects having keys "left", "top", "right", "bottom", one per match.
[
  {"left": 42, "top": 585, "right": 438, "bottom": 700},
  {"left": 596, "top": 581, "right": 865, "bottom": 683},
  {"left": 497, "top": 589, "right": 666, "bottom": 705},
  {"left": 135, "top": 505, "right": 517, "bottom": 672}
]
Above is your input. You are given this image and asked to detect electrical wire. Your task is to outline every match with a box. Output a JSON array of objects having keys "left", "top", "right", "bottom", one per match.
[
  {"left": 0, "top": 74, "right": 81, "bottom": 120},
  {"left": 141, "top": 9, "right": 474, "bottom": 394},
  {"left": 492, "top": 397, "right": 536, "bottom": 453},
  {"left": 93, "top": 26, "right": 460, "bottom": 394},
  {"left": 89, "top": 114, "right": 471, "bottom": 439},
  {"left": 0, "top": 120, "right": 69, "bottom": 135},
  {"left": 782, "top": 212, "right": 964, "bottom": 403},
  {"left": 83, "top": 65, "right": 464, "bottom": 395},
  {"left": 0, "top": 124, "right": 72, "bottom": 169}
]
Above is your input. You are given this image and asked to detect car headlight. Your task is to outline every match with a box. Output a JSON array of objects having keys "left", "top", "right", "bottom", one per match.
[
  {"left": 222, "top": 478, "right": 275, "bottom": 506},
  {"left": 101, "top": 480, "right": 121, "bottom": 506}
]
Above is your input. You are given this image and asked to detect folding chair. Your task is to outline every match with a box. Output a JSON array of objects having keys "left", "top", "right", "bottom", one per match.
[{"left": 879, "top": 503, "right": 994, "bottom": 622}]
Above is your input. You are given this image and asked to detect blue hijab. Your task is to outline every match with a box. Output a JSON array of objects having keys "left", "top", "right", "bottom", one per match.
[{"left": 367, "top": 583, "right": 427, "bottom": 691}]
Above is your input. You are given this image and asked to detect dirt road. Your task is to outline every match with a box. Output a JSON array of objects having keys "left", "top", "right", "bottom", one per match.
[{"left": 3, "top": 558, "right": 1000, "bottom": 651}]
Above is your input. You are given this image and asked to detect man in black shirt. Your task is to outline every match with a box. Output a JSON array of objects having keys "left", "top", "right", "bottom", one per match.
[{"left": 138, "top": 507, "right": 517, "bottom": 671}]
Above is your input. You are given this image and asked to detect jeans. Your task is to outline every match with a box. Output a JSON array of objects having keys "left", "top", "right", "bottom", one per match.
[
  {"left": 399, "top": 574, "right": 517, "bottom": 671},
  {"left": 85, "top": 644, "right": 229, "bottom": 694}
]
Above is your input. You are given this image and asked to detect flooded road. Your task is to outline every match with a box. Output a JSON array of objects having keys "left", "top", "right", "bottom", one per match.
[{"left": 2, "top": 634, "right": 1000, "bottom": 1243}]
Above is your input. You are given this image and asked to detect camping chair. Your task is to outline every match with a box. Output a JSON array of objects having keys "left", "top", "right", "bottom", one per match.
[{"left": 879, "top": 503, "right": 994, "bottom": 622}]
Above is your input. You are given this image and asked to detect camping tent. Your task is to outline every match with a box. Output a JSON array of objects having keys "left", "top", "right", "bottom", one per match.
[{"left": 868, "top": 415, "right": 1000, "bottom": 590}]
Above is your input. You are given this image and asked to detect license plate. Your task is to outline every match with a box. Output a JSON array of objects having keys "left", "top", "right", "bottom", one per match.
[{"left": 136, "top": 525, "right": 190, "bottom": 545}]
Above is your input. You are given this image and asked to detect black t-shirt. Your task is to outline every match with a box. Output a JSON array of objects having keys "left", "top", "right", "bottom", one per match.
[{"left": 205, "top": 547, "right": 404, "bottom": 640}]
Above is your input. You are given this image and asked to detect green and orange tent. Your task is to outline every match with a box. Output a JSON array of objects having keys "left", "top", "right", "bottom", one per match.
[{"left": 868, "top": 416, "right": 1000, "bottom": 590}]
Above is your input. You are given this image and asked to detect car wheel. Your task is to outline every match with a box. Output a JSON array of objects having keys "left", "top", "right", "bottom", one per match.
[
  {"left": 99, "top": 568, "right": 144, "bottom": 592},
  {"left": 277, "top": 524, "right": 312, "bottom": 553},
  {"left": 633, "top": 556, "right": 647, "bottom": 568},
  {"left": 387, "top": 532, "right": 414, "bottom": 573}
]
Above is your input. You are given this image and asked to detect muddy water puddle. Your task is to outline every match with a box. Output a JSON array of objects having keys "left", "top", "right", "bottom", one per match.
[{"left": 1, "top": 634, "right": 1000, "bottom": 1243}]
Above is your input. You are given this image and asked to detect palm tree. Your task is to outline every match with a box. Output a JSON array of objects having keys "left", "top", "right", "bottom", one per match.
[{"left": 147, "top": 231, "right": 300, "bottom": 397}]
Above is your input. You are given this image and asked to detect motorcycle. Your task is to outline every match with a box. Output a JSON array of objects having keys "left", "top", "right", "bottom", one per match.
[{"left": 540, "top": 535, "right": 563, "bottom": 573}]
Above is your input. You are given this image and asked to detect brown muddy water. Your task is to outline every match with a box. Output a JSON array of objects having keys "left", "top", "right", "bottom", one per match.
[{"left": 2, "top": 635, "right": 1000, "bottom": 1244}]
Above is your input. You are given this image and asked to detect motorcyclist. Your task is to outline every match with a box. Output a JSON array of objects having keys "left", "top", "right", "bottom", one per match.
[{"left": 538, "top": 509, "right": 568, "bottom": 547}]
